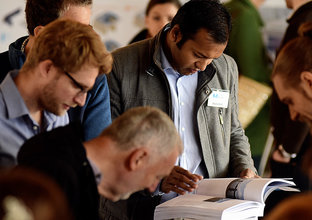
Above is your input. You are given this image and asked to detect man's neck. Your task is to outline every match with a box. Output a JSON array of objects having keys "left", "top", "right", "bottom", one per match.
[
  {"left": 84, "top": 137, "right": 127, "bottom": 201},
  {"left": 163, "top": 32, "right": 177, "bottom": 71},
  {"left": 14, "top": 70, "right": 42, "bottom": 125},
  {"left": 24, "top": 35, "right": 35, "bottom": 56}
]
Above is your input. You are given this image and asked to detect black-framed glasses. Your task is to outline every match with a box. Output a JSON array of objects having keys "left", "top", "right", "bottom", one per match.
[{"left": 64, "top": 71, "right": 88, "bottom": 95}]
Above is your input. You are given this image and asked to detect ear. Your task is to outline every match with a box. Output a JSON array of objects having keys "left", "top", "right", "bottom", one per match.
[
  {"left": 38, "top": 60, "right": 54, "bottom": 78},
  {"left": 168, "top": 24, "right": 182, "bottom": 43},
  {"left": 300, "top": 71, "right": 312, "bottom": 88},
  {"left": 33, "top": 25, "right": 44, "bottom": 37},
  {"left": 127, "top": 148, "right": 149, "bottom": 171}
]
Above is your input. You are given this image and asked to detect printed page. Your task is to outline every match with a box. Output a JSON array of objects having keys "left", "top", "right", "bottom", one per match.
[
  {"left": 241, "top": 178, "right": 296, "bottom": 203},
  {"left": 154, "top": 194, "right": 263, "bottom": 220},
  {"left": 195, "top": 178, "right": 237, "bottom": 198},
  {"left": 194, "top": 178, "right": 296, "bottom": 204}
]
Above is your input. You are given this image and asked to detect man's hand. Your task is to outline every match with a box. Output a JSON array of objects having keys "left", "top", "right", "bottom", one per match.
[
  {"left": 239, "top": 168, "right": 260, "bottom": 178},
  {"left": 160, "top": 166, "right": 203, "bottom": 195}
]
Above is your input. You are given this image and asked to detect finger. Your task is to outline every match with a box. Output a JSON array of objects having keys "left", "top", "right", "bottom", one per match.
[
  {"left": 169, "top": 176, "right": 200, "bottom": 192},
  {"left": 162, "top": 176, "right": 198, "bottom": 193},
  {"left": 173, "top": 166, "right": 203, "bottom": 182}
]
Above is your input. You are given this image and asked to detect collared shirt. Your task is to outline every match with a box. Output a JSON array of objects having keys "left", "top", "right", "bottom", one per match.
[
  {"left": 160, "top": 46, "right": 204, "bottom": 175},
  {"left": 0, "top": 70, "right": 69, "bottom": 165}
]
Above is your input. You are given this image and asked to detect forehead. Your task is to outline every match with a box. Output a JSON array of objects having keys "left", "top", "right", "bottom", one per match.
[
  {"left": 149, "top": 3, "right": 179, "bottom": 15},
  {"left": 61, "top": 5, "right": 91, "bottom": 24},
  {"left": 273, "top": 75, "right": 289, "bottom": 98},
  {"left": 273, "top": 74, "right": 301, "bottom": 103},
  {"left": 184, "top": 29, "right": 227, "bottom": 57}
]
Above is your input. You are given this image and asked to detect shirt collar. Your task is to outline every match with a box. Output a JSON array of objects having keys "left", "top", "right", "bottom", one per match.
[
  {"left": 160, "top": 45, "right": 183, "bottom": 79},
  {"left": 1, "top": 70, "right": 29, "bottom": 119},
  {"left": 1, "top": 70, "right": 61, "bottom": 125}
]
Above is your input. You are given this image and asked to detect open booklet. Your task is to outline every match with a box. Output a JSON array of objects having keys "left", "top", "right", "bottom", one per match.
[{"left": 154, "top": 178, "right": 298, "bottom": 220}]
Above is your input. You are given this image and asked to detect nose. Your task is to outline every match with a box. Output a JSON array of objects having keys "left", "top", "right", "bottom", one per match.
[
  {"left": 289, "top": 106, "right": 299, "bottom": 121},
  {"left": 74, "top": 93, "right": 87, "bottom": 107},
  {"left": 195, "top": 59, "right": 213, "bottom": 71}
]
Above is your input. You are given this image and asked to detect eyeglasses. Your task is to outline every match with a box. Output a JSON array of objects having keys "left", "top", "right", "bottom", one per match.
[{"left": 64, "top": 71, "right": 88, "bottom": 95}]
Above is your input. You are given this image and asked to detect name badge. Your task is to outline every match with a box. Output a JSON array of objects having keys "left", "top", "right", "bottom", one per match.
[{"left": 207, "top": 89, "right": 229, "bottom": 108}]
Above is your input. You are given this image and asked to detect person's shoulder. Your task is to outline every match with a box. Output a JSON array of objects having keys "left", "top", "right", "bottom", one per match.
[
  {"left": 225, "top": 0, "right": 255, "bottom": 17},
  {"left": 0, "top": 50, "right": 11, "bottom": 82},
  {"left": 20, "top": 122, "right": 83, "bottom": 155},
  {"left": 113, "top": 38, "right": 150, "bottom": 55},
  {"left": 0, "top": 50, "right": 9, "bottom": 60},
  {"left": 0, "top": 89, "right": 6, "bottom": 117},
  {"left": 129, "top": 29, "right": 148, "bottom": 44},
  {"left": 112, "top": 38, "right": 155, "bottom": 66},
  {"left": 93, "top": 74, "right": 108, "bottom": 89},
  {"left": 213, "top": 54, "right": 236, "bottom": 66}
]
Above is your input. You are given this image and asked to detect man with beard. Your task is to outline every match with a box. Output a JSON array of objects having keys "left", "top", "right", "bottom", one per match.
[
  {"left": 0, "top": 0, "right": 112, "bottom": 144},
  {"left": 0, "top": 19, "right": 112, "bottom": 165}
]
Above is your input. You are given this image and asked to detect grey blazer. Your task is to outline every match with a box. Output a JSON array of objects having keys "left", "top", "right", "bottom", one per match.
[{"left": 108, "top": 27, "right": 256, "bottom": 178}]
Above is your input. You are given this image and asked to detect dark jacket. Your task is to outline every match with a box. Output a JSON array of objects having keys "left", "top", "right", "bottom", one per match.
[
  {"left": 0, "top": 36, "right": 112, "bottom": 141},
  {"left": 0, "top": 36, "right": 27, "bottom": 82},
  {"left": 128, "top": 29, "right": 148, "bottom": 44},
  {"left": 17, "top": 122, "right": 100, "bottom": 220}
]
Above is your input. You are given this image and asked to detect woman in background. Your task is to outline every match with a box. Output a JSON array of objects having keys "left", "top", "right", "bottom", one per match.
[{"left": 129, "top": 0, "right": 181, "bottom": 44}]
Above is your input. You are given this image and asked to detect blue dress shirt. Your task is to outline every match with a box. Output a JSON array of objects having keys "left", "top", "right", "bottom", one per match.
[
  {"left": 160, "top": 47, "right": 204, "bottom": 174},
  {"left": 159, "top": 46, "right": 207, "bottom": 202},
  {"left": 0, "top": 70, "right": 69, "bottom": 166}
]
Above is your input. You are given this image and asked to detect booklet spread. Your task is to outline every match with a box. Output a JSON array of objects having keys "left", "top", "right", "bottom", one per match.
[{"left": 154, "top": 178, "right": 298, "bottom": 220}]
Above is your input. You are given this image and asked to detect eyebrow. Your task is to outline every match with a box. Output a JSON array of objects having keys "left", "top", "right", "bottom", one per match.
[
  {"left": 64, "top": 71, "right": 90, "bottom": 91},
  {"left": 194, "top": 51, "right": 209, "bottom": 59}
]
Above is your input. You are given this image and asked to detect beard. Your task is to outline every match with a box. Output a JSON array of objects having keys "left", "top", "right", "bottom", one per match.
[{"left": 39, "top": 78, "right": 66, "bottom": 116}]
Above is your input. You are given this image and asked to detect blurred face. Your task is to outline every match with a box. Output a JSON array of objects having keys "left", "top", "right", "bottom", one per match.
[
  {"left": 145, "top": 3, "right": 179, "bottom": 37},
  {"left": 62, "top": 5, "right": 92, "bottom": 25},
  {"left": 168, "top": 27, "right": 227, "bottom": 75},
  {"left": 273, "top": 74, "right": 312, "bottom": 127},
  {"left": 105, "top": 146, "right": 180, "bottom": 202},
  {"left": 40, "top": 63, "right": 98, "bottom": 116}
]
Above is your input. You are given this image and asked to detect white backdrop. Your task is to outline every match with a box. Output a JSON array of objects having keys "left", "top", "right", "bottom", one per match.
[{"left": 0, "top": 0, "right": 287, "bottom": 53}]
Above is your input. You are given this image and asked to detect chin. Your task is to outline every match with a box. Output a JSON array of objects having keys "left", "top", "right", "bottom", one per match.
[
  {"left": 119, "top": 192, "right": 133, "bottom": 201},
  {"left": 53, "top": 110, "right": 66, "bottom": 116}
]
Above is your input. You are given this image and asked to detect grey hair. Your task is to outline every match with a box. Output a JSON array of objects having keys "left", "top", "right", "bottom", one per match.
[{"left": 101, "top": 106, "right": 182, "bottom": 156}]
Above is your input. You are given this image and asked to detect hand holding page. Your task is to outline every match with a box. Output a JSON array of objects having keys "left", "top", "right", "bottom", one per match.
[{"left": 154, "top": 178, "right": 298, "bottom": 220}]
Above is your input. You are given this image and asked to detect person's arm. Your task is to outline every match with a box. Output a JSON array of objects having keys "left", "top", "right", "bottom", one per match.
[
  {"left": 107, "top": 58, "right": 124, "bottom": 120},
  {"left": 227, "top": 9, "right": 271, "bottom": 83},
  {"left": 82, "top": 75, "right": 112, "bottom": 140}
]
